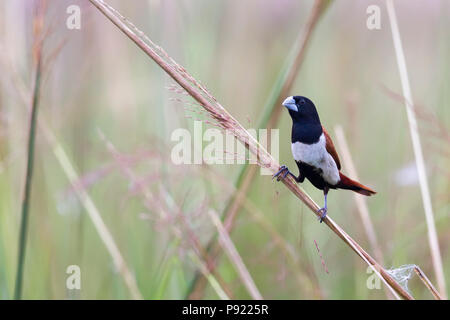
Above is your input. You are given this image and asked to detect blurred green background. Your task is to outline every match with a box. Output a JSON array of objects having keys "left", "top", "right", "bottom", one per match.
[{"left": 0, "top": 0, "right": 448, "bottom": 299}]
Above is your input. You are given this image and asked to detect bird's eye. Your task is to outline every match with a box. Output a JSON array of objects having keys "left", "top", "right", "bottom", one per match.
[{"left": 299, "top": 99, "right": 306, "bottom": 105}]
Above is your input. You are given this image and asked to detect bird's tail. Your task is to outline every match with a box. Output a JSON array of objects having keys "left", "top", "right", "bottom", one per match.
[{"left": 337, "top": 172, "right": 376, "bottom": 196}]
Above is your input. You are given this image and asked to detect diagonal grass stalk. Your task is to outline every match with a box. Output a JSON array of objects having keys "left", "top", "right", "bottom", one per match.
[
  {"left": 49, "top": 136, "right": 143, "bottom": 299},
  {"left": 87, "top": 0, "right": 438, "bottom": 299},
  {"left": 187, "top": 0, "right": 332, "bottom": 298},
  {"left": 100, "top": 131, "right": 233, "bottom": 299},
  {"left": 334, "top": 125, "right": 394, "bottom": 299},
  {"left": 207, "top": 209, "right": 263, "bottom": 300},
  {"left": 334, "top": 126, "right": 383, "bottom": 263}
]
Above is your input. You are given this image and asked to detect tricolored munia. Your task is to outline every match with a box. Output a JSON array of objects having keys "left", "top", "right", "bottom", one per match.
[{"left": 273, "top": 96, "right": 376, "bottom": 223}]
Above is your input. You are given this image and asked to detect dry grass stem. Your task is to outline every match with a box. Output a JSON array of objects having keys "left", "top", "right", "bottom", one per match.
[
  {"left": 188, "top": 252, "right": 231, "bottom": 300},
  {"left": 5, "top": 22, "right": 144, "bottom": 298},
  {"left": 188, "top": 0, "right": 330, "bottom": 298},
  {"left": 414, "top": 266, "right": 443, "bottom": 300},
  {"left": 386, "top": 0, "right": 447, "bottom": 299},
  {"left": 333, "top": 126, "right": 383, "bottom": 263},
  {"left": 207, "top": 209, "right": 263, "bottom": 300},
  {"left": 334, "top": 125, "right": 396, "bottom": 299},
  {"left": 49, "top": 134, "right": 143, "bottom": 300},
  {"left": 89, "top": 0, "right": 418, "bottom": 299},
  {"left": 14, "top": 2, "right": 44, "bottom": 298},
  {"left": 99, "top": 131, "right": 234, "bottom": 299},
  {"left": 266, "top": 0, "right": 331, "bottom": 131}
]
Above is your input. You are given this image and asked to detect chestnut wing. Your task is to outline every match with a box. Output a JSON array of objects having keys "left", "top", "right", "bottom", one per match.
[{"left": 322, "top": 126, "right": 341, "bottom": 170}]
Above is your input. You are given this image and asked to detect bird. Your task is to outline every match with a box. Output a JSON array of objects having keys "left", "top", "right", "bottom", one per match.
[{"left": 273, "top": 96, "right": 376, "bottom": 223}]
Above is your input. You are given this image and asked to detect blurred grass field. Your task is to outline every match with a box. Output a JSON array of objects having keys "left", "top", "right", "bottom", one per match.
[{"left": 0, "top": 0, "right": 449, "bottom": 299}]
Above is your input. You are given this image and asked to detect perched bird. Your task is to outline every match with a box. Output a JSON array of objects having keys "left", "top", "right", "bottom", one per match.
[{"left": 273, "top": 96, "right": 376, "bottom": 222}]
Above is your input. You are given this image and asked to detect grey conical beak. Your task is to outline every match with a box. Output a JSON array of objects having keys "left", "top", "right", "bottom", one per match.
[{"left": 282, "top": 96, "right": 298, "bottom": 112}]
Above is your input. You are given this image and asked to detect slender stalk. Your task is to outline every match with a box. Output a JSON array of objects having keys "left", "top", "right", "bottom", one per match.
[
  {"left": 187, "top": 166, "right": 257, "bottom": 299},
  {"left": 334, "top": 125, "right": 394, "bottom": 299},
  {"left": 189, "top": 252, "right": 230, "bottom": 300},
  {"left": 207, "top": 209, "right": 263, "bottom": 300},
  {"left": 2, "top": 1, "right": 144, "bottom": 300},
  {"left": 414, "top": 266, "right": 442, "bottom": 300},
  {"left": 174, "top": 159, "right": 323, "bottom": 297},
  {"left": 265, "top": 0, "right": 333, "bottom": 131},
  {"left": 88, "top": 0, "right": 418, "bottom": 299},
  {"left": 243, "top": 196, "right": 322, "bottom": 298},
  {"left": 187, "top": 0, "right": 331, "bottom": 298},
  {"left": 333, "top": 126, "right": 383, "bottom": 263},
  {"left": 6, "top": 53, "right": 144, "bottom": 302},
  {"left": 14, "top": 53, "right": 42, "bottom": 300},
  {"left": 100, "top": 132, "right": 233, "bottom": 299},
  {"left": 50, "top": 139, "right": 143, "bottom": 299},
  {"left": 386, "top": 0, "right": 447, "bottom": 299},
  {"left": 14, "top": 0, "right": 48, "bottom": 300}
]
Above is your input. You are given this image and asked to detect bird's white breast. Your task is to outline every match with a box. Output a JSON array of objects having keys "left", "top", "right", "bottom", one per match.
[{"left": 291, "top": 133, "right": 340, "bottom": 185}]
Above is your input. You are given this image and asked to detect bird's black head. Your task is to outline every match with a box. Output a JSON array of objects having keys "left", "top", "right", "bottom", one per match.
[
  {"left": 283, "top": 96, "right": 323, "bottom": 144},
  {"left": 282, "top": 96, "right": 321, "bottom": 125}
]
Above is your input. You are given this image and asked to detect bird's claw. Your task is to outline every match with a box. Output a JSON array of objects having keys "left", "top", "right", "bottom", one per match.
[
  {"left": 273, "top": 165, "right": 290, "bottom": 181},
  {"left": 317, "top": 207, "right": 328, "bottom": 223}
]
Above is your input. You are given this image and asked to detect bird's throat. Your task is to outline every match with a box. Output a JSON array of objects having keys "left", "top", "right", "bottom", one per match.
[{"left": 291, "top": 123, "right": 323, "bottom": 144}]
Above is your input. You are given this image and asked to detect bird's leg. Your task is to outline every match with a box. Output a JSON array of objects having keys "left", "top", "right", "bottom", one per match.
[
  {"left": 272, "top": 165, "right": 299, "bottom": 182},
  {"left": 317, "top": 187, "right": 329, "bottom": 223}
]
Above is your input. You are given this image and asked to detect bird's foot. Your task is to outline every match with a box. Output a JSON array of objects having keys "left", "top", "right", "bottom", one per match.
[
  {"left": 272, "top": 165, "right": 291, "bottom": 181},
  {"left": 317, "top": 207, "right": 328, "bottom": 223}
]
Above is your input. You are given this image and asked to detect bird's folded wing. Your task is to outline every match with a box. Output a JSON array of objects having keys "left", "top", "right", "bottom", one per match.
[{"left": 322, "top": 126, "right": 341, "bottom": 170}]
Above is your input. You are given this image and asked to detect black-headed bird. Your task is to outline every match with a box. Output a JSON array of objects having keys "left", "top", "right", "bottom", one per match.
[{"left": 273, "top": 96, "right": 376, "bottom": 222}]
